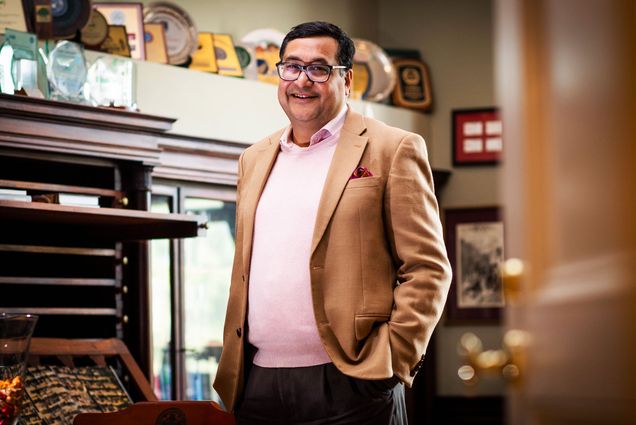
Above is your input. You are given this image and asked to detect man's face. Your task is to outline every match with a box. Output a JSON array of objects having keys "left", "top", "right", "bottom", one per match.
[{"left": 277, "top": 36, "right": 352, "bottom": 132}]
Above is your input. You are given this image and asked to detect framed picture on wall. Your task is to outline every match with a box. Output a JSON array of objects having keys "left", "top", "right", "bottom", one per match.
[
  {"left": 452, "top": 108, "right": 502, "bottom": 165},
  {"left": 444, "top": 207, "right": 504, "bottom": 324}
]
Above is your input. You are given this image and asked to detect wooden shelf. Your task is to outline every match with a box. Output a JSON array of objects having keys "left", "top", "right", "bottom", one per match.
[
  {"left": 0, "top": 277, "right": 117, "bottom": 286},
  {"left": 0, "top": 200, "right": 204, "bottom": 240},
  {"left": 0, "top": 244, "right": 116, "bottom": 256},
  {"left": 2, "top": 307, "right": 118, "bottom": 315},
  {"left": 0, "top": 179, "right": 123, "bottom": 197}
]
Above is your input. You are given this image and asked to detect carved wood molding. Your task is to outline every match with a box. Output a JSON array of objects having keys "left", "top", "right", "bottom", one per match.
[
  {"left": 0, "top": 94, "right": 175, "bottom": 131},
  {"left": 0, "top": 94, "right": 171, "bottom": 165},
  {"left": 154, "top": 133, "right": 247, "bottom": 185}
]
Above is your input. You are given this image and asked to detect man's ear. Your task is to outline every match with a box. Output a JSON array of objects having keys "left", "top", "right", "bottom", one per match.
[{"left": 345, "top": 68, "right": 353, "bottom": 96}]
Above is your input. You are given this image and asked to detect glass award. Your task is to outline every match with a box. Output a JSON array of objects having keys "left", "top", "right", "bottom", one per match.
[
  {"left": 0, "top": 29, "right": 39, "bottom": 95},
  {"left": 84, "top": 55, "right": 136, "bottom": 110},
  {"left": 0, "top": 43, "right": 16, "bottom": 94},
  {"left": 46, "top": 40, "right": 87, "bottom": 102},
  {"left": 353, "top": 39, "right": 397, "bottom": 102}
]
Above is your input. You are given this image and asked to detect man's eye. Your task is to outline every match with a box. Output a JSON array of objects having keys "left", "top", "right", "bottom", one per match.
[
  {"left": 284, "top": 64, "right": 300, "bottom": 71},
  {"left": 308, "top": 65, "right": 328, "bottom": 74}
]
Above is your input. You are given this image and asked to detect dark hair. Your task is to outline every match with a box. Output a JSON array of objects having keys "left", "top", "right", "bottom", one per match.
[{"left": 279, "top": 21, "right": 355, "bottom": 69}]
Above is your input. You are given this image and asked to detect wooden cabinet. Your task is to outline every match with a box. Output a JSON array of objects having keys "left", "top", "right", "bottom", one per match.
[{"left": 0, "top": 94, "right": 204, "bottom": 388}]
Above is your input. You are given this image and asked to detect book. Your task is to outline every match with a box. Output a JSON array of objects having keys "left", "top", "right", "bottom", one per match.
[
  {"left": 31, "top": 193, "right": 101, "bottom": 207},
  {"left": 0, "top": 194, "right": 32, "bottom": 201},
  {"left": 58, "top": 193, "right": 100, "bottom": 207},
  {"left": 0, "top": 188, "right": 27, "bottom": 196}
]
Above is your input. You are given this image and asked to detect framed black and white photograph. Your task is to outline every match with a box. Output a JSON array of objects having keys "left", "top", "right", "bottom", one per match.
[{"left": 444, "top": 207, "right": 504, "bottom": 324}]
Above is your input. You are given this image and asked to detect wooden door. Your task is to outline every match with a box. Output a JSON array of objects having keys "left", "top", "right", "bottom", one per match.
[{"left": 495, "top": 0, "right": 636, "bottom": 424}]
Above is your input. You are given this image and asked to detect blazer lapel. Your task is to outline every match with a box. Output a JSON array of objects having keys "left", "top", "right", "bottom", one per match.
[
  {"left": 241, "top": 134, "right": 281, "bottom": 275},
  {"left": 311, "top": 111, "right": 368, "bottom": 254}
]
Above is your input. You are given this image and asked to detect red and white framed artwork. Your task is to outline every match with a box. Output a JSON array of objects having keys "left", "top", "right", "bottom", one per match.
[{"left": 452, "top": 108, "right": 502, "bottom": 165}]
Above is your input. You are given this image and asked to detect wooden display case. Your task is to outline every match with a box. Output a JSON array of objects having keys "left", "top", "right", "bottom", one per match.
[{"left": 0, "top": 94, "right": 204, "bottom": 390}]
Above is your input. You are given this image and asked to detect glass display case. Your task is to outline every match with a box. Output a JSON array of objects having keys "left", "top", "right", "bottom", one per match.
[{"left": 149, "top": 182, "right": 238, "bottom": 403}]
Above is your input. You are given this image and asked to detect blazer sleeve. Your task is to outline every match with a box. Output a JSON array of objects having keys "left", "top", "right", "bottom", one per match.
[{"left": 384, "top": 133, "right": 452, "bottom": 383}]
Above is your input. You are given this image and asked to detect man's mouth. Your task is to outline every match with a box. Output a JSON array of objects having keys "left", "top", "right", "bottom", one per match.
[{"left": 290, "top": 93, "right": 318, "bottom": 100}]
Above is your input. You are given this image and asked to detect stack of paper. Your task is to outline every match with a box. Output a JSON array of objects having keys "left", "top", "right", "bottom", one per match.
[{"left": 0, "top": 188, "right": 31, "bottom": 202}]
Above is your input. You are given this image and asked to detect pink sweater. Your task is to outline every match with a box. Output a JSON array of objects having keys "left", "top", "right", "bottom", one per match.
[{"left": 247, "top": 107, "right": 348, "bottom": 367}]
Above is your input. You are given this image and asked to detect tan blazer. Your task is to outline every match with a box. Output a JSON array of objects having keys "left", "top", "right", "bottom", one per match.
[{"left": 213, "top": 110, "right": 451, "bottom": 412}]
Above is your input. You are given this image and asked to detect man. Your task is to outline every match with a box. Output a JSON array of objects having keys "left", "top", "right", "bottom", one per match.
[{"left": 213, "top": 21, "right": 451, "bottom": 424}]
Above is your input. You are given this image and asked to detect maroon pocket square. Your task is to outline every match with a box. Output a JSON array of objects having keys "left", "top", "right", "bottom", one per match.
[{"left": 351, "top": 166, "right": 374, "bottom": 179}]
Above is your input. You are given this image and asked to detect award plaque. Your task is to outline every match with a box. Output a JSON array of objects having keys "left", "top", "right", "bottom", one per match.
[
  {"left": 213, "top": 34, "right": 243, "bottom": 77},
  {"left": 94, "top": 3, "right": 146, "bottom": 60},
  {"left": 235, "top": 44, "right": 257, "bottom": 80},
  {"left": 0, "top": 0, "right": 28, "bottom": 33},
  {"left": 234, "top": 45, "right": 250, "bottom": 69},
  {"left": 34, "top": 0, "right": 52, "bottom": 39},
  {"left": 23, "top": 0, "right": 91, "bottom": 39},
  {"left": 240, "top": 29, "right": 284, "bottom": 84},
  {"left": 254, "top": 43, "right": 279, "bottom": 85},
  {"left": 143, "top": 2, "right": 197, "bottom": 65},
  {"left": 81, "top": 9, "right": 109, "bottom": 48},
  {"left": 100, "top": 25, "right": 131, "bottom": 57},
  {"left": 189, "top": 32, "right": 217, "bottom": 73},
  {"left": 47, "top": 40, "right": 87, "bottom": 101},
  {"left": 392, "top": 58, "right": 432, "bottom": 110},
  {"left": 143, "top": 23, "right": 168, "bottom": 64}
]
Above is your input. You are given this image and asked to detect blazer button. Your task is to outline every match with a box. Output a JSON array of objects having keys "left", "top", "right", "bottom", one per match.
[
  {"left": 409, "top": 369, "right": 416, "bottom": 377},
  {"left": 236, "top": 328, "right": 242, "bottom": 338}
]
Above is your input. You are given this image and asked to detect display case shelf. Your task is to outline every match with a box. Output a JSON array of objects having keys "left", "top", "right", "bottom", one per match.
[
  {"left": 0, "top": 277, "right": 118, "bottom": 286},
  {"left": 0, "top": 199, "right": 204, "bottom": 240},
  {"left": 0, "top": 244, "right": 117, "bottom": 256}
]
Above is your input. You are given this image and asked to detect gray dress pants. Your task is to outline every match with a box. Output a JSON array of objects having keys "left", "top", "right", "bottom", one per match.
[{"left": 236, "top": 363, "right": 408, "bottom": 425}]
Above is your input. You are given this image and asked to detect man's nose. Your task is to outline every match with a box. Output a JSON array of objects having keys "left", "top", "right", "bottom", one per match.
[{"left": 295, "top": 70, "right": 314, "bottom": 86}]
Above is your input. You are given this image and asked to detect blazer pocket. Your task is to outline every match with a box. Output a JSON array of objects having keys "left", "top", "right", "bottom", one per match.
[
  {"left": 354, "top": 313, "right": 391, "bottom": 341},
  {"left": 345, "top": 175, "right": 382, "bottom": 189}
]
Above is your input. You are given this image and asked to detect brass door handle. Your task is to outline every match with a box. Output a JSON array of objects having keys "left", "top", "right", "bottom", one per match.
[
  {"left": 502, "top": 258, "right": 526, "bottom": 301},
  {"left": 458, "top": 329, "right": 530, "bottom": 385}
]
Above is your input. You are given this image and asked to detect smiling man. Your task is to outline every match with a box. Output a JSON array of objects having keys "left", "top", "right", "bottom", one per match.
[{"left": 213, "top": 21, "right": 451, "bottom": 425}]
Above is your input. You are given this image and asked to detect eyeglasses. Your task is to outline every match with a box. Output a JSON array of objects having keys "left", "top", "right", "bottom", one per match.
[{"left": 276, "top": 62, "right": 348, "bottom": 83}]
